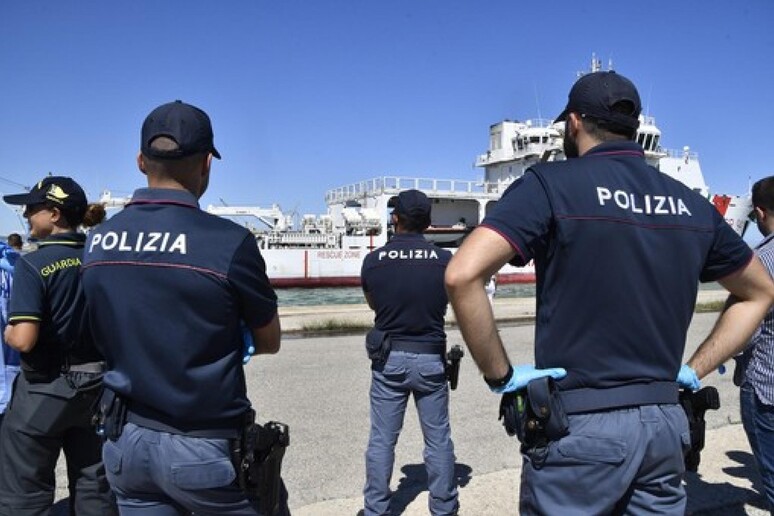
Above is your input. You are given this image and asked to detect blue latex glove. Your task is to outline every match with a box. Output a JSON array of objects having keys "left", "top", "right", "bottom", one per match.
[
  {"left": 3, "top": 248, "right": 19, "bottom": 266},
  {"left": 676, "top": 364, "right": 700, "bottom": 391},
  {"left": 0, "top": 256, "right": 13, "bottom": 274},
  {"left": 241, "top": 324, "right": 256, "bottom": 365},
  {"left": 0, "top": 246, "right": 17, "bottom": 273},
  {"left": 489, "top": 364, "right": 568, "bottom": 394}
]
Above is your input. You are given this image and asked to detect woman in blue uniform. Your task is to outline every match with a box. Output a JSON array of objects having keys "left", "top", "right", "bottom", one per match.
[{"left": 0, "top": 176, "right": 116, "bottom": 516}]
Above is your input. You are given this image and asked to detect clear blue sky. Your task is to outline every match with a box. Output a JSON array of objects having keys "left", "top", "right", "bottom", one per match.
[{"left": 1, "top": 1, "right": 772, "bottom": 242}]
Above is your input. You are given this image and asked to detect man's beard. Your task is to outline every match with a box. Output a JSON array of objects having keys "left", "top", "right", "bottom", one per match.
[{"left": 563, "top": 122, "right": 579, "bottom": 158}]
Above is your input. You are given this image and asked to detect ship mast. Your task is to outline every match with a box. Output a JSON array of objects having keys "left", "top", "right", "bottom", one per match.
[{"left": 580, "top": 53, "right": 613, "bottom": 77}]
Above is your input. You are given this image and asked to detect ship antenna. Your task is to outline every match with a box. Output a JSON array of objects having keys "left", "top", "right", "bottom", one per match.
[
  {"left": 533, "top": 82, "right": 542, "bottom": 121},
  {"left": 592, "top": 53, "right": 601, "bottom": 73},
  {"left": 645, "top": 83, "right": 653, "bottom": 117}
]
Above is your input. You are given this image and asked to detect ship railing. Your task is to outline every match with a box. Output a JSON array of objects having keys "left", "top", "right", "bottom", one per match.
[
  {"left": 521, "top": 118, "right": 558, "bottom": 128},
  {"left": 476, "top": 142, "right": 561, "bottom": 166},
  {"left": 660, "top": 147, "right": 699, "bottom": 161},
  {"left": 325, "top": 176, "right": 489, "bottom": 204},
  {"left": 263, "top": 231, "right": 340, "bottom": 248}
]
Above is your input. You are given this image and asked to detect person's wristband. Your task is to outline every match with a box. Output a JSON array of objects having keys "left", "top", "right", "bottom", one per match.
[{"left": 484, "top": 364, "right": 513, "bottom": 389}]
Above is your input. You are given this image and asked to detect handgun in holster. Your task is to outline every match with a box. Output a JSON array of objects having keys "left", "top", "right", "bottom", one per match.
[
  {"left": 499, "top": 377, "right": 569, "bottom": 467},
  {"left": 679, "top": 386, "right": 720, "bottom": 472},
  {"left": 92, "top": 388, "right": 128, "bottom": 441},
  {"left": 231, "top": 409, "right": 289, "bottom": 516},
  {"left": 445, "top": 345, "right": 464, "bottom": 390}
]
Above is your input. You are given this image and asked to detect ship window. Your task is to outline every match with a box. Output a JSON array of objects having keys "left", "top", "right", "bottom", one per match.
[
  {"left": 653, "top": 135, "right": 660, "bottom": 149},
  {"left": 637, "top": 133, "right": 645, "bottom": 146},
  {"left": 644, "top": 134, "right": 653, "bottom": 151},
  {"left": 530, "top": 136, "right": 540, "bottom": 143}
]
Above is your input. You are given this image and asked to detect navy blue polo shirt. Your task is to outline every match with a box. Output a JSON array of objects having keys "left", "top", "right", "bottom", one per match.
[
  {"left": 361, "top": 232, "right": 452, "bottom": 342},
  {"left": 8, "top": 232, "right": 102, "bottom": 378},
  {"left": 482, "top": 141, "right": 752, "bottom": 390},
  {"left": 81, "top": 188, "right": 277, "bottom": 438}
]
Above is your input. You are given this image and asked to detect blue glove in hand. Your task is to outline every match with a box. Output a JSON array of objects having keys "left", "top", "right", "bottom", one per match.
[
  {"left": 676, "top": 364, "right": 700, "bottom": 391},
  {"left": 241, "top": 324, "right": 256, "bottom": 365},
  {"left": 490, "top": 364, "right": 567, "bottom": 394},
  {"left": 0, "top": 246, "right": 17, "bottom": 273},
  {"left": 0, "top": 256, "right": 13, "bottom": 274}
]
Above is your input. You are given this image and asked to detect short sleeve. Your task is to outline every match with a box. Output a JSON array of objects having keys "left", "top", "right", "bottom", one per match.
[
  {"left": 360, "top": 253, "right": 373, "bottom": 293},
  {"left": 229, "top": 236, "right": 278, "bottom": 328},
  {"left": 699, "top": 210, "right": 754, "bottom": 282},
  {"left": 480, "top": 170, "right": 553, "bottom": 266},
  {"left": 8, "top": 257, "right": 45, "bottom": 322}
]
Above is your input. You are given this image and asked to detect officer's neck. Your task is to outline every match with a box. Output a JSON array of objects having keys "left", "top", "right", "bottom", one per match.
[
  {"left": 393, "top": 224, "right": 421, "bottom": 236},
  {"left": 147, "top": 176, "right": 200, "bottom": 198},
  {"left": 576, "top": 132, "right": 603, "bottom": 157}
]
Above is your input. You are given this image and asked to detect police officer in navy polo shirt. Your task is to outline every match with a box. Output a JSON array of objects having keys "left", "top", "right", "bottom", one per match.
[
  {"left": 446, "top": 71, "right": 774, "bottom": 513},
  {"left": 81, "top": 101, "right": 287, "bottom": 514},
  {"left": 361, "top": 190, "right": 458, "bottom": 516},
  {"left": 0, "top": 176, "right": 116, "bottom": 516}
]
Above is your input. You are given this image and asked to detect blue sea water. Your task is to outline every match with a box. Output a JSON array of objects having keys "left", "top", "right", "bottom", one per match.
[{"left": 276, "top": 281, "right": 724, "bottom": 307}]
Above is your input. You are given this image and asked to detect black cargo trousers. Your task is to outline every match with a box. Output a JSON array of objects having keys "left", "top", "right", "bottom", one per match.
[{"left": 0, "top": 371, "right": 117, "bottom": 516}]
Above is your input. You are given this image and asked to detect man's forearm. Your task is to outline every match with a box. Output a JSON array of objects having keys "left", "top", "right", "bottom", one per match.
[
  {"left": 447, "top": 278, "right": 510, "bottom": 380},
  {"left": 688, "top": 257, "right": 774, "bottom": 377},
  {"left": 688, "top": 294, "right": 770, "bottom": 377},
  {"left": 252, "top": 314, "right": 281, "bottom": 355}
]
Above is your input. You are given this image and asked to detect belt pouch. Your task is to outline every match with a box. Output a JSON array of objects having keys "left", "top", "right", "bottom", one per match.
[
  {"left": 527, "top": 376, "right": 569, "bottom": 441},
  {"left": 365, "top": 329, "right": 391, "bottom": 362}
]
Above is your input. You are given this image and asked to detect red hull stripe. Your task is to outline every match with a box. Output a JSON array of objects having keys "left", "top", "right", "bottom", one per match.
[{"left": 270, "top": 272, "right": 536, "bottom": 289}]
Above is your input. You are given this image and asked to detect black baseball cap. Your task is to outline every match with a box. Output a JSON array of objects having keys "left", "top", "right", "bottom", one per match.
[
  {"left": 555, "top": 71, "right": 642, "bottom": 131},
  {"left": 389, "top": 189, "right": 432, "bottom": 218},
  {"left": 141, "top": 100, "right": 221, "bottom": 160},
  {"left": 3, "top": 176, "right": 87, "bottom": 213}
]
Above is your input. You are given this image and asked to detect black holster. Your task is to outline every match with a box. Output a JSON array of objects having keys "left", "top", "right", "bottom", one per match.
[
  {"left": 230, "top": 409, "right": 289, "bottom": 515},
  {"left": 93, "top": 388, "right": 128, "bottom": 441},
  {"left": 365, "top": 329, "right": 391, "bottom": 363},
  {"left": 445, "top": 345, "right": 464, "bottom": 390},
  {"left": 679, "top": 386, "right": 720, "bottom": 472},
  {"left": 499, "top": 377, "right": 569, "bottom": 467}
]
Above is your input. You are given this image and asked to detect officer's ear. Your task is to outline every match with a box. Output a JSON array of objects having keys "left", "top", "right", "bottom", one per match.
[
  {"left": 137, "top": 152, "right": 147, "bottom": 175},
  {"left": 567, "top": 112, "right": 583, "bottom": 138},
  {"left": 48, "top": 206, "right": 62, "bottom": 224}
]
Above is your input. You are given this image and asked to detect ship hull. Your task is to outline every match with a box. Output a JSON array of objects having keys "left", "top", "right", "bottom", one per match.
[{"left": 262, "top": 246, "right": 535, "bottom": 288}]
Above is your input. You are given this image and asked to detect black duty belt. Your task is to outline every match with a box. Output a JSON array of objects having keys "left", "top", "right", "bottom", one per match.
[
  {"left": 558, "top": 381, "right": 679, "bottom": 415},
  {"left": 390, "top": 341, "right": 445, "bottom": 355}
]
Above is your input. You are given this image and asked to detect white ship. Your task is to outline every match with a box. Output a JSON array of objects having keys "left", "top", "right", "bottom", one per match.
[{"left": 100, "top": 59, "right": 753, "bottom": 288}]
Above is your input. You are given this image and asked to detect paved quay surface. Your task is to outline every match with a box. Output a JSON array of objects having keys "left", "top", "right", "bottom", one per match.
[
  {"left": 53, "top": 289, "right": 769, "bottom": 514},
  {"left": 277, "top": 289, "right": 726, "bottom": 334}
]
